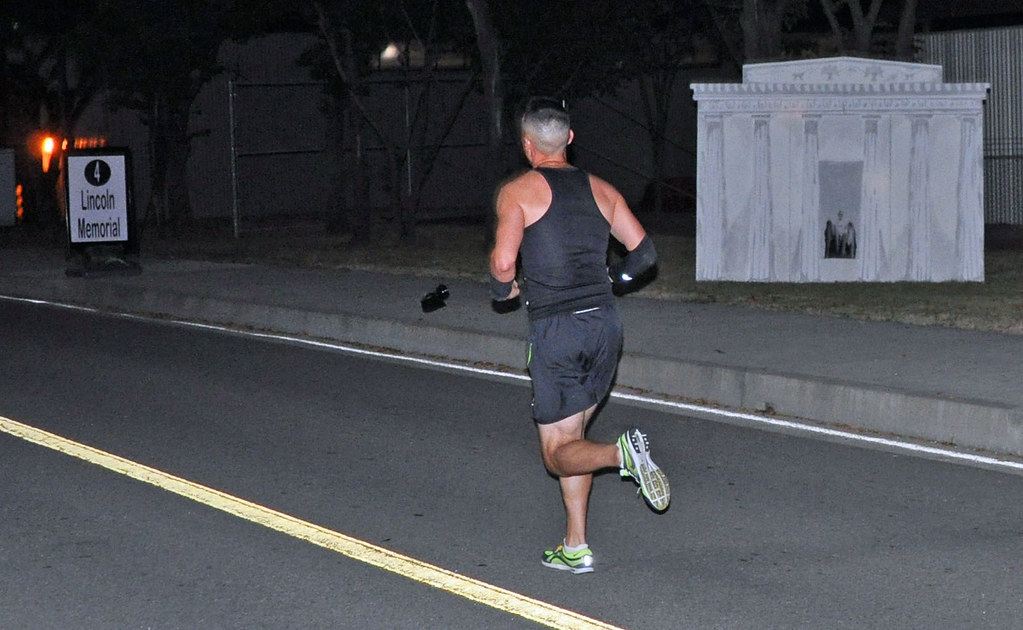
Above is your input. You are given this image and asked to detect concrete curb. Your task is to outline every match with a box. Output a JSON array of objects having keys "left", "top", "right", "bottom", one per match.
[
  {"left": 618, "top": 353, "right": 1023, "bottom": 455},
  {"left": 4, "top": 274, "right": 1023, "bottom": 459}
]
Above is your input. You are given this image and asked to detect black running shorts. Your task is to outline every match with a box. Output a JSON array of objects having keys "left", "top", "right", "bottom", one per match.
[{"left": 526, "top": 305, "right": 623, "bottom": 424}]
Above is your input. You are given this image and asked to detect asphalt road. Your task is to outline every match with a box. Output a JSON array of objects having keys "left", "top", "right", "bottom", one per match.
[{"left": 2, "top": 300, "right": 1022, "bottom": 629}]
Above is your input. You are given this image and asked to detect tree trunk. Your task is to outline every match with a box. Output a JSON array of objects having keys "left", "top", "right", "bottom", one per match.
[
  {"left": 163, "top": 104, "right": 192, "bottom": 227},
  {"left": 820, "top": 0, "right": 885, "bottom": 55},
  {"left": 819, "top": 0, "right": 847, "bottom": 53},
  {"left": 851, "top": 0, "right": 885, "bottom": 54},
  {"left": 145, "top": 90, "right": 191, "bottom": 236},
  {"left": 702, "top": 0, "right": 746, "bottom": 71},
  {"left": 313, "top": 0, "right": 402, "bottom": 244},
  {"left": 396, "top": 82, "right": 416, "bottom": 244},
  {"left": 147, "top": 95, "right": 168, "bottom": 234},
  {"left": 352, "top": 113, "right": 372, "bottom": 246},
  {"left": 466, "top": 0, "right": 504, "bottom": 248},
  {"left": 639, "top": 72, "right": 675, "bottom": 216},
  {"left": 895, "top": 0, "right": 918, "bottom": 60},
  {"left": 341, "top": 26, "right": 371, "bottom": 246},
  {"left": 742, "top": 0, "right": 788, "bottom": 61}
]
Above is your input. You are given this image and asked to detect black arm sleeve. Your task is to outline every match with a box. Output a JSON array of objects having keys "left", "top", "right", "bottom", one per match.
[{"left": 609, "top": 235, "right": 657, "bottom": 284}]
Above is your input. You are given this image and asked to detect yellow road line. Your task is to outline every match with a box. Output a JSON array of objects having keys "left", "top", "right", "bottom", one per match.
[{"left": 0, "top": 415, "right": 624, "bottom": 630}]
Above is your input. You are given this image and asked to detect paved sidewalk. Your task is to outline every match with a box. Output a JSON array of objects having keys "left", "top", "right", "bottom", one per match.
[{"left": 3, "top": 245, "right": 1023, "bottom": 458}]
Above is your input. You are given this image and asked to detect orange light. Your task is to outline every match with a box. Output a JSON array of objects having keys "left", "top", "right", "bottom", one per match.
[
  {"left": 15, "top": 184, "right": 24, "bottom": 222},
  {"left": 41, "top": 136, "right": 55, "bottom": 172},
  {"left": 73, "top": 136, "right": 107, "bottom": 149}
]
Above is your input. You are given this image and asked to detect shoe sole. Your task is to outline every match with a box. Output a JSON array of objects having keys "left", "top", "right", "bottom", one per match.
[
  {"left": 633, "top": 458, "right": 670, "bottom": 512},
  {"left": 623, "top": 431, "right": 671, "bottom": 512},
  {"left": 541, "top": 559, "right": 594, "bottom": 574}
]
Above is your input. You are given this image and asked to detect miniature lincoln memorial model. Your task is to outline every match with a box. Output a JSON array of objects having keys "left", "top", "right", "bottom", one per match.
[{"left": 691, "top": 57, "right": 990, "bottom": 283}]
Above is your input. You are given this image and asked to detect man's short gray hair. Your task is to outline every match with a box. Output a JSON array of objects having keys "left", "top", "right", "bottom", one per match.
[{"left": 521, "top": 97, "right": 570, "bottom": 154}]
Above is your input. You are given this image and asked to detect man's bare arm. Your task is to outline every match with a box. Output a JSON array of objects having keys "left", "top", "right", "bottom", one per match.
[
  {"left": 590, "top": 175, "right": 657, "bottom": 287},
  {"left": 489, "top": 183, "right": 524, "bottom": 300}
]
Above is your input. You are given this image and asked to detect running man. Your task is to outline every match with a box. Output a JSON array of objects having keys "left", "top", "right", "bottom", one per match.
[{"left": 488, "top": 97, "right": 670, "bottom": 574}]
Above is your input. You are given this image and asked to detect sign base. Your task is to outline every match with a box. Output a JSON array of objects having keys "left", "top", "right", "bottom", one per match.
[{"left": 65, "top": 245, "right": 142, "bottom": 278}]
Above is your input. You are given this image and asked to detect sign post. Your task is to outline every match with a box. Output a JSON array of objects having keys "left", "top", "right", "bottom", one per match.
[
  {"left": 64, "top": 148, "right": 141, "bottom": 276},
  {"left": 1, "top": 148, "right": 15, "bottom": 227}
]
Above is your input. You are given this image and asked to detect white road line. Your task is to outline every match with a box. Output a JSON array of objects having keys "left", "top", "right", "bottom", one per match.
[
  {"left": 5, "top": 293, "right": 1023, "bottom": 476},
  {"left": 612, "top": 391, "right": 1023, "bottom": 472}
]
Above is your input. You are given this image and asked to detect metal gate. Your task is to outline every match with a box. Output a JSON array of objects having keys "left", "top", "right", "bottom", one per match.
[
  {"left": 226, "top": 77, "right": 494, "bottom": 237},
  {"left": 227, "top": 80, "right": 331, "bottom": 237},
  {"left": 919, "top": 26, "right": 1023, "bottom": 225}
]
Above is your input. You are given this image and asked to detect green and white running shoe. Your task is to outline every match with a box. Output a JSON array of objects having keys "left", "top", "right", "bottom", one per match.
[
  {"left": 618, "top": 428, "right": 671, "bottom": 512},
  {"left": 541, "top": 543, "right": 595, "bottom": 574}
]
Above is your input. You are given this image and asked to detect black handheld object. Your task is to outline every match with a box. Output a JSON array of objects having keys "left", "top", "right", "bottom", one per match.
[{"left": 420, "top": 284, "right": 449, "bottom": 313}]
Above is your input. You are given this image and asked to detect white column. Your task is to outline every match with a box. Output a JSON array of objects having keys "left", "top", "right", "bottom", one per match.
[
  {"left": 957, "top": 115, "right": 984, "bottom": 281},
  {"left": 696, "top": 115, "right": 725, "bottom": 280},
  {"left": 908, "top": 115, "right": 931, "bottom": 281},
  {"left": 750, "top": 115, "right": 772, "bottom": 281},
  {"left": 860, "top": 116, "right": 882, "bottom": 280},
  {"left": 801, "top": 116, "right": 821, "bottom": 280}
]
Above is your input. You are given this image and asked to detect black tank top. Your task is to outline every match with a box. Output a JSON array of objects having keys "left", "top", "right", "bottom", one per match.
[{"left": 519, "top": 167, "right": 614, "bottom": 319}]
